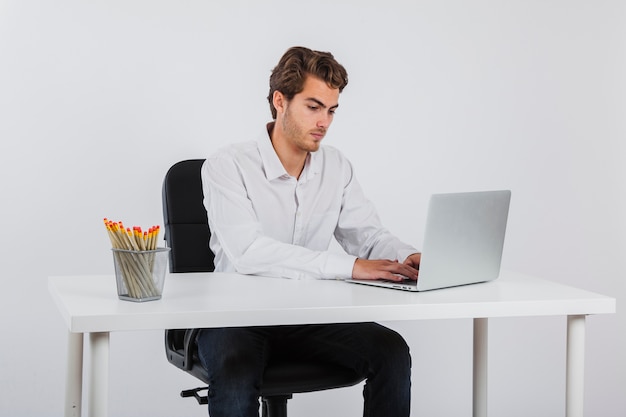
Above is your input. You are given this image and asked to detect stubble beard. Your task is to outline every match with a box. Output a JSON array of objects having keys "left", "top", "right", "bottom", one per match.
[{"left": 282, "top": 106, "right": 325, "bottom": 153}]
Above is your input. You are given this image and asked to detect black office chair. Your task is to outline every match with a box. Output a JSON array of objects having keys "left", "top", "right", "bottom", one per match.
[{"left": 162, "top": 159, "right": 366, "bottom": 417}]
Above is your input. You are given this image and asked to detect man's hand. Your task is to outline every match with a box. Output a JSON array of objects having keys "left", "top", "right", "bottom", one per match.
[
  {"left": 352, "top": 257, "right": 419, "bottom": 282},
  {"left": 403, "top": 252, "right": 421, "bottom": 270}
]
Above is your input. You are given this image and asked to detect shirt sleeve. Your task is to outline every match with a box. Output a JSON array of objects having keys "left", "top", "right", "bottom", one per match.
[
  {"left": 333, "top": 160, "right": 419, "bottom": 262},
  {"left": 202, "top": 156, "right": 357, "bottom": 280}
]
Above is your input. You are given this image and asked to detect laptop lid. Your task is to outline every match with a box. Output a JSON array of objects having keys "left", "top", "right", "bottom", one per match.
[{"left": 347, "top": 190, "right": 511, "bottom": 292}]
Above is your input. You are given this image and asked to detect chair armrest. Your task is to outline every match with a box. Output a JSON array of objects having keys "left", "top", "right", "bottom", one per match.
[
  {"left": 165, "top": 329, "right": 196, "bottom": 371},
  {"left": 183, "top": 328, "right": 201, "bottom": 370}
]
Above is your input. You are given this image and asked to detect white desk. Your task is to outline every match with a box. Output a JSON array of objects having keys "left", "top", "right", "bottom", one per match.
[{"left": 49, "top": 271, "right": 615, "bottom": 417}]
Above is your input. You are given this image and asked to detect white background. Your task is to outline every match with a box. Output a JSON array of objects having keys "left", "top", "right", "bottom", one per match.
[{"left": 0, "top": 1, "right": 624, "bottom": 416}]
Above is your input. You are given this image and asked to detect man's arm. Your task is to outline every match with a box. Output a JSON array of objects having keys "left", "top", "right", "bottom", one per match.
[{"left": 333, "top": 160, "right": 421, "bottom": 281}]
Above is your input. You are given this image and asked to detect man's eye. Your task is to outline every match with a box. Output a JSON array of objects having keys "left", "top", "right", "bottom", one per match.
[{"left": 308, "top": 106, "right": 319, "bottom": 111}]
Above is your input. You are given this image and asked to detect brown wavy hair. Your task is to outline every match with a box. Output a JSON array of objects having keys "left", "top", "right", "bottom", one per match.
[{"left": 268, "top": 46, "right": 348, "bottom": 119}]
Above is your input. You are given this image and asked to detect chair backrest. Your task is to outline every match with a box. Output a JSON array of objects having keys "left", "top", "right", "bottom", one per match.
[{"left": 162, "top": 159, "right": 215, "bottom": 273}]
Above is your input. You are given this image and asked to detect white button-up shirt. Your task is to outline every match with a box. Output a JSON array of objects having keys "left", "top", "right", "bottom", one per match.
[{"left": 201, "top": 127, "right": 417, "bottom": 279}]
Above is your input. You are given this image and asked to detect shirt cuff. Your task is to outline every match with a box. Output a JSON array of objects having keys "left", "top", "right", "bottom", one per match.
[{"left": 323, "top": 253, "right": 358, "bottom": 280}]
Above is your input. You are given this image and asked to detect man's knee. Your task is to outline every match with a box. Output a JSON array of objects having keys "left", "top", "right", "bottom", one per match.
[
  {"left": 365, "top": 324, "right": 412, "bottom": 371},
  {"left": 196, "top": 327, "right": 268, "bottom": 380}
]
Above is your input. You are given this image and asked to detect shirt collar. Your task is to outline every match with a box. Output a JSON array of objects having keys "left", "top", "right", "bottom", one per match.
[
  {"left": 257, "top": 122, "right": 322, "bottom": 182},
  {"left": 257, "top": 123, "right": 287, "bottom": 180},
  {"left": 304, "top": 148, "right": 322, "bottom": 181}
]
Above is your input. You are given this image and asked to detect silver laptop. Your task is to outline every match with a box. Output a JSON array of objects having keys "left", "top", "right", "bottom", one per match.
[{"left": 347, "top": 190, "right": 511, "bottom": 292}]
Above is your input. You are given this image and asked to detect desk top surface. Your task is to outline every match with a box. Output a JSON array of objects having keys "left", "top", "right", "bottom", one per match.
[{"left": 48, "top": 271, "right": 616, "bottom": 333}]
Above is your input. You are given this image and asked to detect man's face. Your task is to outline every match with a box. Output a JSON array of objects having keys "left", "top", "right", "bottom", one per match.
[{"left": 279, "top": 76, "right": 340, "bottom": 153}]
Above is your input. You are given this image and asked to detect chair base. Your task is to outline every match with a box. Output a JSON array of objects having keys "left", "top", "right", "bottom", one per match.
[
  {"left": 262, "top": 394, "right": 292, "bottom": 417},
  {"left": 180, "top": 386, "right": 292, "bottom": 417},
  {"left": 180, "top": 386, "right": 208, "bottom": 405}
]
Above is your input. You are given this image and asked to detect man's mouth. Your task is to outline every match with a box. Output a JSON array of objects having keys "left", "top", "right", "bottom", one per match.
[{"left": 311, "top": 131, "right": 326, "bottom": 140}]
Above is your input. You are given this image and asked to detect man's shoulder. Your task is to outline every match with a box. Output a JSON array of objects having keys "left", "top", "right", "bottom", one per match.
[
  {"left": 315, "top": 144, "right": 352, "bottom": 167},
  {"left": 209, "top": 141, "right": 259, "bottom": 161}
]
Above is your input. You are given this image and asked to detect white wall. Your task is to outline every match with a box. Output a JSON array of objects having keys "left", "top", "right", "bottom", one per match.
[{"left": 1, "top": 1, "right": 624, "bottom": 416}]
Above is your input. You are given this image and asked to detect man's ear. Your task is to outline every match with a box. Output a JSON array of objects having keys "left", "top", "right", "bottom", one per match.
[{"left": 273, "top": 90, "right": 286, "bottom": 115}]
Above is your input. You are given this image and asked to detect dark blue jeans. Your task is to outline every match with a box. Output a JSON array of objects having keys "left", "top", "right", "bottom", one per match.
[{"left": 196, "top": 322, "right": 411, "bottom": 417}]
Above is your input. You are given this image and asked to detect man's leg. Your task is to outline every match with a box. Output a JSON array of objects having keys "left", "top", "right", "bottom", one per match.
[
  {"left": 196, "top": 327, "right": 272, "bottom": 417},
  {"left": 283, "top": 323, "right": 411, "bottom": 417}
]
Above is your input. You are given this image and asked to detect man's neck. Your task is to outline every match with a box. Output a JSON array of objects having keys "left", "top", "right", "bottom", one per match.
[{"left": 268, "top": 122, "right": 308, "bottom": 179}]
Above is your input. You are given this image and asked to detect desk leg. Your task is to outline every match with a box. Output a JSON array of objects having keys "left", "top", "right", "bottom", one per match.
[
  {"left": 88, "top": 332, "right": 110, "bottom": 417},
  {"left": 65, "top": 332, "right": 84, "bottom": 417},
  {"left": 566, "top": 315, "right": 586, "bottom": 417},
  {"left": 473, "top": 318, "right": 488, "bottom": 417}
]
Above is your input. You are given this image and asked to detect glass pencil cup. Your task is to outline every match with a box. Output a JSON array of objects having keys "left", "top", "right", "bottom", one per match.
[{"left": 111, "top": 247, "right": 170, "bottom": 302}]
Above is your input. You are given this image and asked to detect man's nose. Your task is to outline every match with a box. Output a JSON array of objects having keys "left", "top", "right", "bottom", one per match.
[{"left": 317, "top": 113, "right": 332, "bottom": 129}]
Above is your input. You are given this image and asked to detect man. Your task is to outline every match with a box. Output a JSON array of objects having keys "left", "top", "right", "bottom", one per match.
[{"left": 199, "top": 46, "right": 421, "bottom": 417}]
